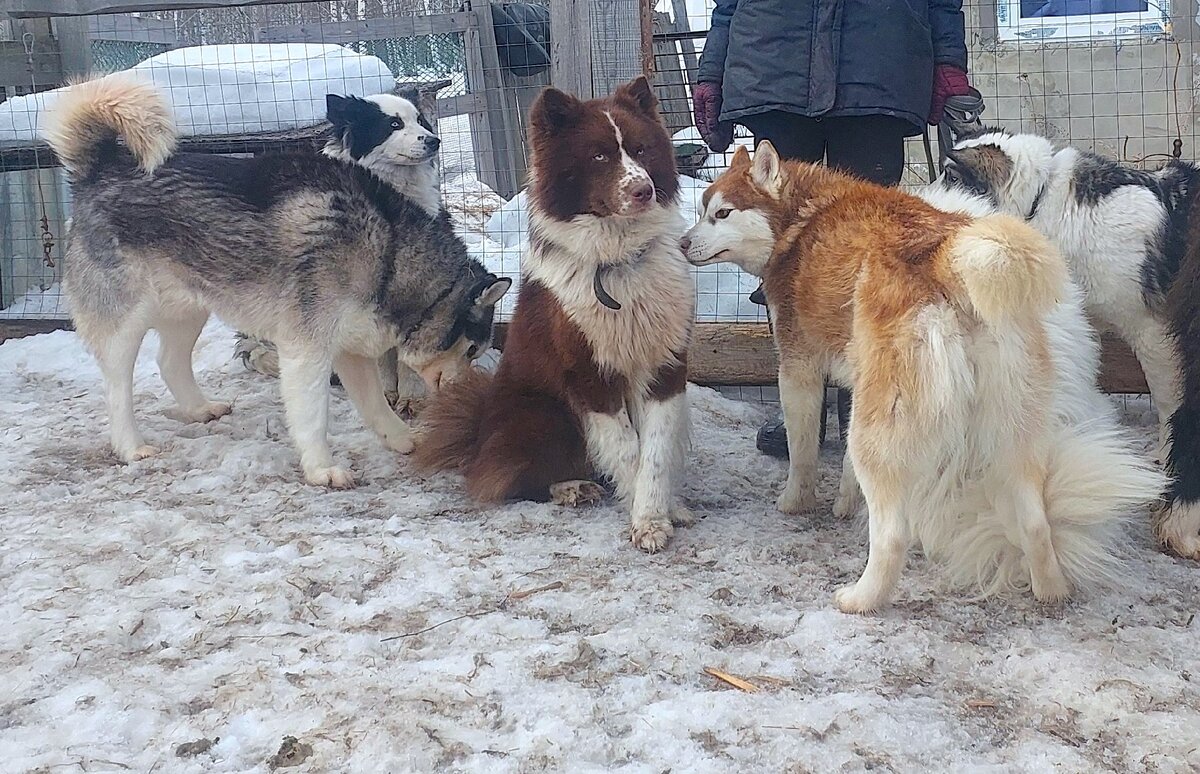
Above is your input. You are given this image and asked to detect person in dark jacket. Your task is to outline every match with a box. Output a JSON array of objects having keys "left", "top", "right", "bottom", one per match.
[{"left": 692, "top": 0, "right": 972, "bottom": 459}]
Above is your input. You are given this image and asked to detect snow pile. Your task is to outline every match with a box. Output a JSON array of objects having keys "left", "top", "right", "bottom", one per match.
[
  {"left": 0, "top": 43, "right": 397, "bottom": 142},
  {"left": 2, "top": 323, "right": 1198, "bottom": 772}
]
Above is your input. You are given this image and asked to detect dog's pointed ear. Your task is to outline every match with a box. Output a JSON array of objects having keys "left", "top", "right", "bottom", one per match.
[
  {"left": 396, "top": 86, "right": 421, "bottom": 107},
  {"left": 531, "top": 87, "right": 585, "bottom": 134},
  {"left": 751, "top": 140, "right": 783, "bottom": 194},
  {"left": 614, "top": 75, "right": 657, "bottom": 116},
  {"left": 728, "top": 145, "right": 751, "bottom": 171},
  {"left": 474, "top": 275, "right": 512, "bottom": 308}
]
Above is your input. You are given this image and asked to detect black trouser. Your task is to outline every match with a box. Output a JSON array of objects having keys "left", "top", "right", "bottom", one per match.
[{"left": 742, "top": 112, "right": 909, "bottom": 443}]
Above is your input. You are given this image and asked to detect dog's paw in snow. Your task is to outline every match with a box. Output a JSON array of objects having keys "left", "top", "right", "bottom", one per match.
[
  {"left": 776, "top": 481, "right": 818, "bottom": 514},
  {"left": 305, "top": 466, "right": 356, "bottom": 489},
  {"left": 833, "top": 582, "right": 890, "bottom": 615},
  {"left": 381, "top": 428, "right": 415, "bottom": 455},
  {"left": 186, "top": 401, "right": 232, "bottom": 424},
  {"left": 119, "top": 444, "right": 160, "bottom": 463},
  {"left": 630, "top": 516, "right": 673, "bottom": 553},
  {"left": 550, "top": 480, "right": 605, "bottom": 507}
]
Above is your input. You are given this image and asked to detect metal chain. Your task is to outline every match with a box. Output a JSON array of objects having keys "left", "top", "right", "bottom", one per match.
[{"left": 23, "top": 31, "right": 56, "bottom": 270}]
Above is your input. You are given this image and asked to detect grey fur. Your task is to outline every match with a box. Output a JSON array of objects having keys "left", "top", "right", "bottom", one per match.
[{"left": 49, "top": 79, "right": 508, "bottom": 486}]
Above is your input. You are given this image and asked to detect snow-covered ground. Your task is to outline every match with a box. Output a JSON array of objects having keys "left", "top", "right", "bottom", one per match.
[{"left": 3, "top": 323, "right": 1199, "bottom": 773}]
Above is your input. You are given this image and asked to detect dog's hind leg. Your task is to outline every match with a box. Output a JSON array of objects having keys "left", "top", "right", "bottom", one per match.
[
  {"left": 833, "top": 476, "right": 910, "bottom": 613},
  {"left": 95, "top": 317, "right": 157, "bottom": 463},
  {"left": 157, "top": 311, "right": 232, "bottom": 424},
  {"left": 334, "top": 352, "right": 414, "bottom": 454},
  {"left": 1129, "top": 319, "right": 1180, "bottom": 463},
  {"left": 1008, "top": 458, "right": 1070, "bottom": 603},
  {"left": 278, "top": 346, "right": 353, "bottom": 489}
]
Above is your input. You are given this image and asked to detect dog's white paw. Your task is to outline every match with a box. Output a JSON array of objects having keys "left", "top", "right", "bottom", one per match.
[
  {"left": 550, "top": 480, "right": 605, "bottom": 507},
  {"left": 1031, "top": 574, "right": 1072, "bottom": 605},
  {"left": 833, "top": 582, "right": 888, "bottom": 615},
  {"left": 119, "top": 444, "right": 160, "bottom": 463},
  {"left": 776, "top": 481, "right": 818, "bottom": 514},
  {"left": 669, "top": 505, "right": 696, "bottom": 527},
  {"left": 832, "top": 487, "right": 863, "bottom": 519},
  {"left": 382, "top": 430, "right": 415, "bottom": 454},
  {"left": 1154, "top": 501, "right": 1200, "bottom": 561},
  {"left": 306, "top": 466, "right": 356, "bottom": 489},
  {"left": 630, "top": 516, "right": 674, "bottom": 553},
  {"left": 188, "top": 401, "right": 232, "bottom": 423}
]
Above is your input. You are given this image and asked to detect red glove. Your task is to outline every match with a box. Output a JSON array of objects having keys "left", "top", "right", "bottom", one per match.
[
  {"left": 929, "top": 64, "right": 971, "bottom": 125},
  {"left": 693, "top": 81, "right": 734, "bottom": 153}
]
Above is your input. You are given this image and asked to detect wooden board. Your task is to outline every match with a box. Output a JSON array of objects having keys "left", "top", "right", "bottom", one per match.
[{"left": 0, "top": 319, "right": 1151, "bottom": 395}]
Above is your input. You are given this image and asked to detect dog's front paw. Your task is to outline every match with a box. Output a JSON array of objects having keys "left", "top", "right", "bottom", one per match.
[
  {"left": 630, "top": 516, "right": 674, "bottom": 553},
  {"left": 119, "top": 444, "right": 160, "bottom": 463},
  {"left": 306, "top": 466, "right": 356, "bottom": 489},
  {"left": 833, "top": 582, "right": 889, "bottom": 615},
  {"left": 187, "top": 401, "right": 232, "bottom": 423},
  {"left": 550, "top": 480, "right": 605, "bottom": 507},
  {"left": 1154, "top": 501, "right": 1200, "bottom": 560},
  {"left": 776, "top": 480, "right": 818, "bottom": 514},
  {"left": 382, "top": 429, "right": 415, "bottom": 454}
]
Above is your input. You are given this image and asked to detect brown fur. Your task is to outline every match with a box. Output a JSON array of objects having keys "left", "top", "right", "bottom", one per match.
[{"left": 414, "top": 78, "right": 690, "bottom": 508}]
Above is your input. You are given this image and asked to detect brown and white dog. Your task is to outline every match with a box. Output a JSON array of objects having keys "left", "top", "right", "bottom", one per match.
[
  {"left": 415, "top": 76, "right": 695, "bottom": 551},
  {"left": 683, "top": 142, "right": 1163, "bottom": 611}
]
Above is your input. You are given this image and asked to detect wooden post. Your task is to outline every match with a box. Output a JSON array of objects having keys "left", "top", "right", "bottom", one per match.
[
  {"left": 51, "top": 16, "right": 92, "bottom": 78},
  {"left": 549, "top": 0, "right": 593, "bottom": 98}
]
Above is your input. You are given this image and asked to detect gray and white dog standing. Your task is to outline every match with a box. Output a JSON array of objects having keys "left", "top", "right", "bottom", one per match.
[
  {"left": 234, "top": 89, "right": 442, "bottom": 411},
  {"left": 43, "top": 77, "right": 509, "bottom": 488}
]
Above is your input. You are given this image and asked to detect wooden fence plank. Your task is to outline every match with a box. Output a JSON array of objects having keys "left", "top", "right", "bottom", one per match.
[{"left": 0, "top": 320, "right": 1151, "bottom": 396}]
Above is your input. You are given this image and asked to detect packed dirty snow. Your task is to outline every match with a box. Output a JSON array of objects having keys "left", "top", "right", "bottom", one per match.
[{"left": 2, "top": 323, "right": 1199, "bottom": 773}]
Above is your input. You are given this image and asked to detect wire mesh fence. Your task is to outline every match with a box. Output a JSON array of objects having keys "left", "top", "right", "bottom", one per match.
[{"left": 0, "top": 0, "right": 1185, "bottom": 411}]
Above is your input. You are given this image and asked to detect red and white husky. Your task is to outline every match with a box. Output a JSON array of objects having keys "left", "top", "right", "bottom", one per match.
[{"left": 415, "top": 76, "right": 695, "bottom": 551}]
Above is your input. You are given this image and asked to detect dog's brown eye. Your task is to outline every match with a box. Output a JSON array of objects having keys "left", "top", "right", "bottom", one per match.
[{"left": 714, "top": 208, "right": 732, "bottom": 220}]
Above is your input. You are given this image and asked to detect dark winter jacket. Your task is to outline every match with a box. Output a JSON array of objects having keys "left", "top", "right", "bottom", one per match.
[{"left": 696, "top": 0, "right": 967, "bottom": 135}]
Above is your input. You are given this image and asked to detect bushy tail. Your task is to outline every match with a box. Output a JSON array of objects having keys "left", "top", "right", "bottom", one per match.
[
  {"left": 951, "top": 214, "right": 1067, "bottom": 326},
  {"left": 41, "top": 76, "right": 177, "bottom": 178},
  {"left": 940, "top": 423, "right": 1166, "bottom": 596},
  {"left": 412, "top": 368, "right": 492, "bottom": 473}
]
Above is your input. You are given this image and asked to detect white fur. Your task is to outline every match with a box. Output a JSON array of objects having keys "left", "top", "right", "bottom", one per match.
[
  {"left": 603, "top": 111, "right": 655, "bottom": 216},
  {"left": 682, "top": 191, "right": 774, "bottom": 275}
]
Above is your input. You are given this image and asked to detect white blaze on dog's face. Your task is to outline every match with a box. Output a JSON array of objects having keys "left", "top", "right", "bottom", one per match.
[
  {"left": 681, "top": 145, "right": 780, "bottom": 277},
  {"left": 326, "top": 92, "right": 441, "bottom": 166}
]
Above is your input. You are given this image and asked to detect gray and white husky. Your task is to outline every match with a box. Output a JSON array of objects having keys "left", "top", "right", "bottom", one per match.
[
  {"left": 43, "top": 76, "right": 509, "bottom": 488},
  {"left": 234, "top": 89, "right": 442, "bottom": 411}
]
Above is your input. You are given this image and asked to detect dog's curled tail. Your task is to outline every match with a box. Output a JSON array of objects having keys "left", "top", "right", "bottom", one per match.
[
  {"left": 951, "top": 214, "right": 1067, "bottom": 326},
  {"left": 41, "top": 76, "right": 177, "bottom": 178},
  {"left": 412, "top": 367, "right": 492, "bottom": 473}
]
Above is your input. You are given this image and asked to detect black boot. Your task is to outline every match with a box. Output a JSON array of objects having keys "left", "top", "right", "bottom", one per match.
[{"left": 756, "top": 387, "right": 854, "bottom": 459}]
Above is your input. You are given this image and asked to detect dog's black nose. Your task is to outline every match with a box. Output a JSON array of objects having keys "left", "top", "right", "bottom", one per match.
[
  {"left": 425, "top": 136, "right": 441, "bottom": 151},
  {"left": 632, "top": 182, "right": 653, "bottom": 203},
  {"left": 680, "top": 236, "right": 692, "bottom": 252}
]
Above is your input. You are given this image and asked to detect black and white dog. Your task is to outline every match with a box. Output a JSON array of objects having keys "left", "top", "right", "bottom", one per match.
[
  {"left": 934, "top": 127, "right": 1200, "bottom": 560},
  {"left": 235, "top": 90, "right": 442, "bottom": 410}
]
